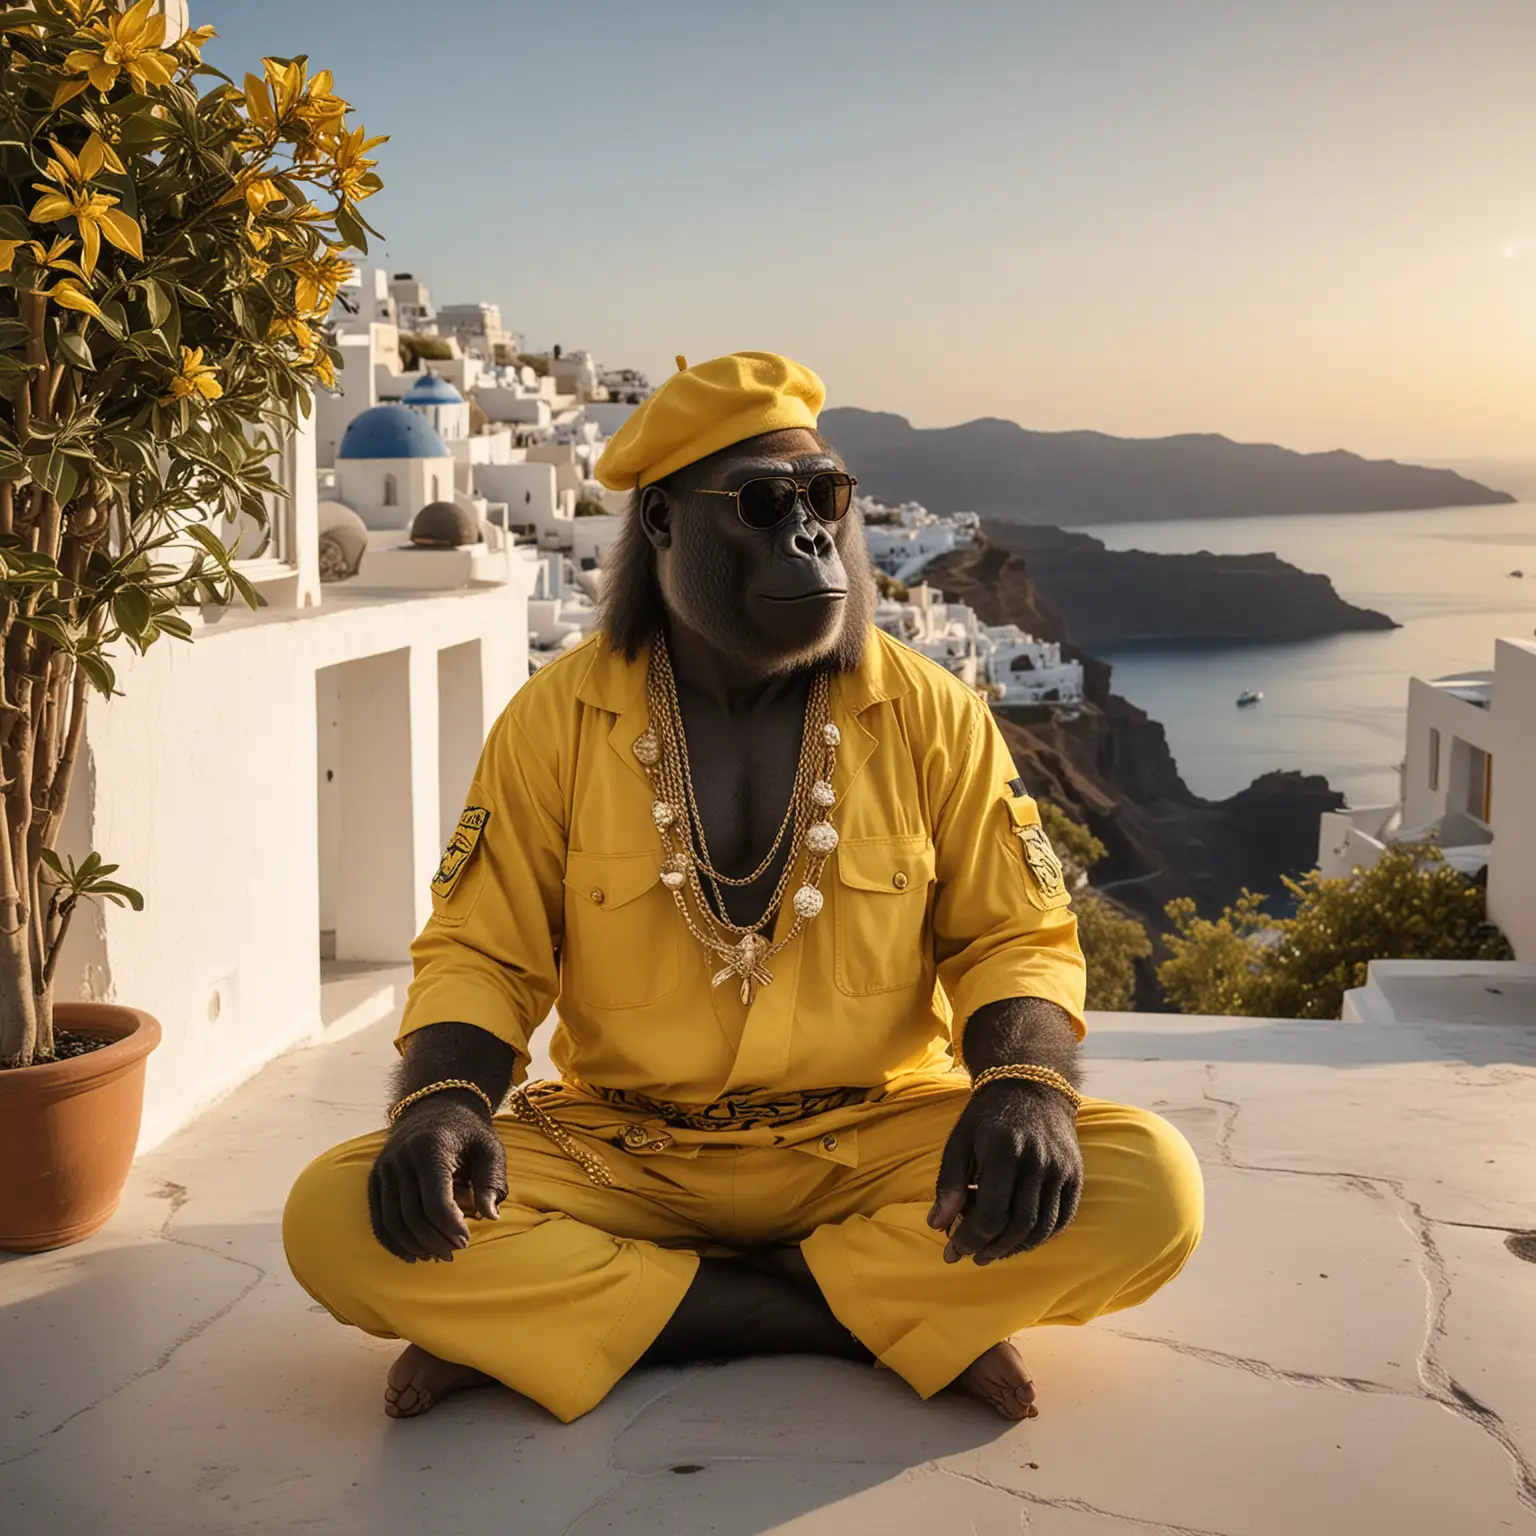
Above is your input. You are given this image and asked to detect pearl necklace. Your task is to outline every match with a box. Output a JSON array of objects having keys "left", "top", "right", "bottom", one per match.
[{"left": 634, "top": 635, "right": 840, "bottom": 1005}]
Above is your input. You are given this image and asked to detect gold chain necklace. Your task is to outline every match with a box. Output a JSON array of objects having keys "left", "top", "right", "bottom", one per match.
[{"left": 634, "top": 634, "right": 841, "bottom": 1005}]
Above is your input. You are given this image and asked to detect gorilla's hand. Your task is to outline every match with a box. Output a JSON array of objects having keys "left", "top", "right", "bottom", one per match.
[
  {"left": 368, "top": 1094, "right": 507, "bottom": 1262},
  {"left": 928, "top": 1080, "right": 1083, "bottom": 1265}
]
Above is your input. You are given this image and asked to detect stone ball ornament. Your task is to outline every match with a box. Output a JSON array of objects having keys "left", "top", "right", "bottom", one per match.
[
  {"left": 811, "top": 779, "right": 836, "bottom": 808},
  {"left": 793, "top": 885, "right": 824, "bottom": 919},
  {"left": 409, "top": 500, "right": 482, "bottom": 549}
]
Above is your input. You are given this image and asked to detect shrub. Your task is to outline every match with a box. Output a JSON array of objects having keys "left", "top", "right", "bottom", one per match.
[
  {"left": 0, "top": 3, "right": 383, "bottom": 1063},
  {"left": 1158, "top": 840, "right": 1513, "bottom": 1020}
]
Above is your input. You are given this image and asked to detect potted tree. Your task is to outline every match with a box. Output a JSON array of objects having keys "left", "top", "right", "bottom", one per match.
[{"left": 0, "top": 0, "right": 384, "bottom": 1250}]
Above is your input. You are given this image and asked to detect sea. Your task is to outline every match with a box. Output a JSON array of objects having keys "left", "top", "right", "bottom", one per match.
[{"left": 1074, "top": 462, "right": 1536, "bottom": 809}]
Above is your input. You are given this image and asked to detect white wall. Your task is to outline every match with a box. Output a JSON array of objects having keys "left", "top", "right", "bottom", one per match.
[
  {"left": 55, "top": 578, "right": 536, "bottom": 1154},
  {"left": 336, "top": 456, "right": 454, "bottom": 529},
  {"left": 1488, "top": 639, "right": 1536, "bottom": 960},
  {"left": 1402, "top": 679, "right": 1496, "bottom": 830},
  {"left": 473, "top": 461, "right": 562, "bottom": 531}
]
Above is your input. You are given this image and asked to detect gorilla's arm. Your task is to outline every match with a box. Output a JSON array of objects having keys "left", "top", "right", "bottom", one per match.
[
  {"left": 367, "top": 1021, "right": 516, "bottom": 1261},
  {"left": 929, "top": 996, "right": 1085, "bottom": 1265}
]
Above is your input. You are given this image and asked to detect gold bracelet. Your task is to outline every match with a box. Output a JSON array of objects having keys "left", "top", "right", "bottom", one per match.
[
  {"left": 387, "top": 1078, "right": 496, "bottom": 1125},
  {"left": 969, "top": 1063, "right": 1083, "bottom": 1114}
]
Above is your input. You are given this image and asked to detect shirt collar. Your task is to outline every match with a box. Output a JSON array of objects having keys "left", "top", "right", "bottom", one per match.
[{"left": 574, "top": 624, "right": 909, "bottom": 718}]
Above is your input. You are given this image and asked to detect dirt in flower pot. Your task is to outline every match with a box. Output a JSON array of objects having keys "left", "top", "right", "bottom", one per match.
[{"left": 0, "top": 1030, "right": 114, "bottom": 1069}]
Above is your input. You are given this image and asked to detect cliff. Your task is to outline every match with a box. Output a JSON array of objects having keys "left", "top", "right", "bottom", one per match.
[
  {"left": 929, "top": 521, "right": 1396, "bottom": 649},
  {"left": 918, "top": 535, "right": 1346, "bottom": 1005},
  {"left": 821, "top": 406, "right": 1513, "bottom": 525}
]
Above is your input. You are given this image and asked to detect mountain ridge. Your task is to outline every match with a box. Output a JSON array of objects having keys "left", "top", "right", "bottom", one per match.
[{"left": 820, "top": 406, "right": 1514, "bottom": 524}]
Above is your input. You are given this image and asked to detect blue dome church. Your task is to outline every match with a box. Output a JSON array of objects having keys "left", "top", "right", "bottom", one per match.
[
  {"left": 335, "top": 404, "right": 456, "bottom": 531},
  {"left": 402, "top": 371, "right": 471, "bottom": 442}
]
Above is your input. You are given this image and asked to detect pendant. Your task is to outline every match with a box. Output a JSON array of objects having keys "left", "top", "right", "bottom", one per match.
[{"left": 710, "top": 932, "right": 774, "bottom": 1006}]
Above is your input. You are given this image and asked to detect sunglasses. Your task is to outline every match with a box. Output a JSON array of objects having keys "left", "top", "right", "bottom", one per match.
[{"left": 696, "top": 472, "right": 858, "bottom": 531}]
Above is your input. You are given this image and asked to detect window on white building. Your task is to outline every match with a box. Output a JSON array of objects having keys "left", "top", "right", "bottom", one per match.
[
  {"left": 1428, "top": 727, "right": 1440, "bottom": 791},
  {"left": 383, "top": 474, "right": 398, "bottom": 508},
  {"left": 1467, "top": 745, "right": 1493, "bottom": 822}
]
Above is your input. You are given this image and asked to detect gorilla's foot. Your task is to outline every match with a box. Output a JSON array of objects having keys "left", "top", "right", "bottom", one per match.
[
  {"left": 384, "top": 1344, "right": 493, "bottom": 1419},
  {"left": 957, "top": 1341, "right": 1038, "bottom": 1420}
]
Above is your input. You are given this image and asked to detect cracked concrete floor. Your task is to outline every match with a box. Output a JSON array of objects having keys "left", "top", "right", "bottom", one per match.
[{"left": 3, "top": 1005, "right": 1535, "bottom": 1535}]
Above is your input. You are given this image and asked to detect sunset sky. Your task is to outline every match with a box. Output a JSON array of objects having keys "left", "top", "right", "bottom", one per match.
[{"left": 202, "top": 0, "right": 1536, "bottom": 463}]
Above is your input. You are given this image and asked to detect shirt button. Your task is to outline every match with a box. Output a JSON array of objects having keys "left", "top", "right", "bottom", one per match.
[
  {"left": 590, "top": 888, "right": 605, "bottom": 905},
  {"left": 892, "top": 871, "right": 909, "bottom": 890},
  {"left": 821, "top": 1134, "right": 838, "bottom": 1151}
]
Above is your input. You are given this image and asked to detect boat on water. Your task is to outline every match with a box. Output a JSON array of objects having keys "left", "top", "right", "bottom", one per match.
[{"left": 1236, "top": 689, "right": 1263, "bottom": 707}]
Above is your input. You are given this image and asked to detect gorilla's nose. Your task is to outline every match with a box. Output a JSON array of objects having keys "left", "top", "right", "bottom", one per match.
[{"left": 776, "top": 514, "right": 833, "bottom": 562}]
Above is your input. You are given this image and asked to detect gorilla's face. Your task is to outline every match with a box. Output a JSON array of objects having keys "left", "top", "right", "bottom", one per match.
[{"left": 641, "top": 429, "right": 873, "bottom": 674}]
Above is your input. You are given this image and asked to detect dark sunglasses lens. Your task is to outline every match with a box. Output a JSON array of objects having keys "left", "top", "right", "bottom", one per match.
[
  {"left": 806, "top": 473, "right": 853, "bottom": 522},
  {"left": 738, "top": 477, "right": 800, "bottom": 529}
]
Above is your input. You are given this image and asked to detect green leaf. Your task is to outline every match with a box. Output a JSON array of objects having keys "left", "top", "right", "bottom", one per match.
[
  {"left": 91, "top": 882, "right": 145, "bottom": 912},
  {"left": 113, "top": 586, "right": 152, "bottom": 637},
  {"left": 183, "top": 522, "right": 234, "bottom": 565},
  {"left": 55, "top": 331, "right": 94, "bottom": 371},
  {"left": 25, "top": 449, "right": 80, "bottom": 506},
  {"left": 140, "top": 277, "right": 171, "bottom": 329},
  {"left": 76, "top": 652, "right": 117, "bottom": 697},
  {"left": 0, "top": 318, "right": 29, "bottom": 349},
  {"left": 229, "top": 567, "right": 260, "bottom": 610},
  {"left": 333, "top": 205, "right": 368, "bottom": 254}
]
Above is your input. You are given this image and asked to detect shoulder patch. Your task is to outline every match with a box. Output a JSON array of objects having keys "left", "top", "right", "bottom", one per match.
[
  {"left": 1017, "top": 822, "right": 1069, "bottom": 908},
  {"left": 433, "top": 806, "right": 490, "bottom": 898}
]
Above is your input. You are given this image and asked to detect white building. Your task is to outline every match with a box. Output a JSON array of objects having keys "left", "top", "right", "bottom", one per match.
[
  {"left": 874, "top": 584, "right": 1084, "bottom": 708},
  {"left": 436, "top": 300, "right": 514, "bottom": 362},
  {"left": 1318, "top": 637, "right": 1536, "bottom": 961},
  {"left": 860, "top": 497, "right": 981, "bottom": 584},
  {"left": 54, "top": 404, "right": 544, "bottom": 1152},
  {"left": 389, "top": 272, "right": 436, "bottom": 334},
  {"left": 401, "top": 371, "right": 471, "bottom": 442}
]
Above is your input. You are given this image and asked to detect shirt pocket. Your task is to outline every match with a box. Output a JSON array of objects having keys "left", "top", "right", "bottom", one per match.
[
  {"left": 562, "top": 849, "right": 681, "bottom": 1010},
  {"left": 833, "top": 834, "right": 937, "bottom": 997},
  {"left": 1003, "top": 797, "right": 1074, "bottom": 911}
]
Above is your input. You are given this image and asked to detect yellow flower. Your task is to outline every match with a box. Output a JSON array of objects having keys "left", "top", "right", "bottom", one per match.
[
  {"left": 264, "top": 57, "right": 307, "bottom": 118},
  {"left": 269, "top": 316, "right": 315, "bottom": 351},
  {"left": 243, "top": 177, "right": 284, "bottom": 216},
  {"left": 302, "top": 344, "right": 337, "bottom": 390},
  {"left": 176, "top": 24, "right": 218, "bottom": 64},
  {"left": 329, "top": 123, "right": 387, "bottom": 203},
  {"left": 30, "top": 138, "right": 142, "bottom": 278},
  {"left": 63, "top": 0, "right": 179, "bottom": 95},
  {"left": 294, "top": 69, "right": 349, "bottom": 141},
  {"left": 48, "top": 278, "right": 108, "bottom": 323},
  {"left": 163, "top": 346, "right": 222, "bottom": 404},
  {"left": 0, "top": 240, "right": 22, "bottom": 275},
  {"left": 290, "top": 250, "right": 354, "bottom": 315}
]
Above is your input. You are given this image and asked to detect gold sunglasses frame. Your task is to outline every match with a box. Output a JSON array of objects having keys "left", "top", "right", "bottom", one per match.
[{"left": 696, "top": 472, "right": 859, "bottom": 530}]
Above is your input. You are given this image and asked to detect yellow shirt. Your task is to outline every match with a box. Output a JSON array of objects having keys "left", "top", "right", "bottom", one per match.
[{"left": 398, "top": 626, "right": 1086, "bottom": 1102}]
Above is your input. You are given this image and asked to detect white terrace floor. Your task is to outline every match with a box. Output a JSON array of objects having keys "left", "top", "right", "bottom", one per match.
[{"left": 4, "top": 994, "right": 1536, "bottom": 1536}]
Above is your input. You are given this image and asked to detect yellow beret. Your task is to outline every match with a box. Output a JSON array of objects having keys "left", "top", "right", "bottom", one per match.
[{"left": 594, "top": 351, "right": 826, "bottom": 492}]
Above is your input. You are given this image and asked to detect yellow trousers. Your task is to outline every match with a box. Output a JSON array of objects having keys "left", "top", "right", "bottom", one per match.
[{"left": 283, "top": 1078, "right": 1203, "bottom": 1423}]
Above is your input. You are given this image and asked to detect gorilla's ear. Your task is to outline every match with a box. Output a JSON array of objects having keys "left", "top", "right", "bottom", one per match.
[{"left": 638, "top": 485, "right": 673, "bottom": 550}]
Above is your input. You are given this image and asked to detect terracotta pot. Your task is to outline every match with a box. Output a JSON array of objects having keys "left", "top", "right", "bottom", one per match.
[{"left": 0, "top": 1003, "right": 161, "bottom": 1253}]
